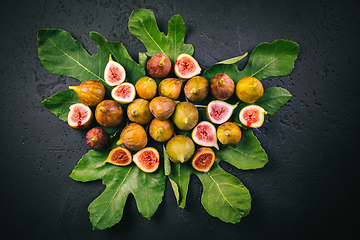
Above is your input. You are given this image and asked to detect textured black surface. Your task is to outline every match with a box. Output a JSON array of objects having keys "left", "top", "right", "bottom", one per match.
[{"left": 1, "top": 0, "right": 359, "bottom": 239}]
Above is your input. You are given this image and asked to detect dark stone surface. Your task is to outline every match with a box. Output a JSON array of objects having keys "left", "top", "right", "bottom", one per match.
[{"left": 1, "top": 0, "right": 359, "bottom": 239}]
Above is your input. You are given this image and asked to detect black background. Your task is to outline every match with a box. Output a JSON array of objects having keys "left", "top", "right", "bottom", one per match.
[{"left": 1, "top": 0, "right": 359, "bottom": 239}]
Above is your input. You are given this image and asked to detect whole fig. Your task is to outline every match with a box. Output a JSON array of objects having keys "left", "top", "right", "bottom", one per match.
[
  {"left": 184, "top": 76, "right": 209, "bottom": 102},
  {"left": 135, "top": 77, "right": 157, "bottom": 100},
  {"left": 158, "top": 78, "right": 183, "bottom": 100},
  {"left": 127, "top": 98, "right": 153, "bottom": 125},
  {"left": 69, "top": 79, "right": 105, "bottom": 106},
  {"left": 172, "top": 102, "right": 199, "bottom": 131},
  {"left": 149, "top": 96, "right": 176, "bottom": 120},
  {"left": 210, "top": 73, "right": 235, "bottom": 100},
  {"left": 86, "top": 127, "right": 109, "bottom": 150},
  {"left": 147, "top": 53, "right": 172, "bottom": 79},
  {"left": 95, "top": 100, "right": 123, "bottom": 127},
  {"left": 149, "top": 118, "right": 174, "bottom": 142}
]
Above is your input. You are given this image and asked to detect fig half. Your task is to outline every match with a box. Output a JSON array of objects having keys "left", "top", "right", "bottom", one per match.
[
  {"left": 239, "top": 105, "right": 267, "bottom": 128},
  {"left": 206, "top": 100, "right": 238, "bottom": 125},
  {"left": 111, "top": 82, "right": 136, "bottom": 104},
  {"left": 174, "top": 53, "right": 201, "bottom": 79},
  {"left": 191, "top": 147, "right": 215, "bottom": 172},
  {"left": 104, "top": 55, "right": 126, "bottom": 86},
  {"left": 133, "top": 147, "right": 160, "bottom": 173},
  {"left": 192, "top": 121, "right": 219, "bottom": 150},
  {"left": 69, "top": 79, "right": 105, "bottom": 107},
  {"left": 166, "top": 135, "right": 195, "bottom": 163},
  {"left": 105, "top": 146, "right": 132, "bottom": 166},
  {"left": 67, "top": 103, "right": 93, "bottom": 130}
]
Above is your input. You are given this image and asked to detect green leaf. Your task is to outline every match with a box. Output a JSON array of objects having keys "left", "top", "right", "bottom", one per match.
[
  {"left": 41, "top": 90, "right": 80, "bottom": 122},
  {"left": 70, "top": 137, "right": 166, "bottom": 230},
  {"left": 196, "top": 161, "right": 251, "bottom": 223},
  {"left": 128, "top": 9, "right": 194, "bottom": 63},
  {"left": 216, "top": 129, "right": 268, "bottom": 170},
  {"left": 163, "top": 145, "right": 171, "bottom": 176}
]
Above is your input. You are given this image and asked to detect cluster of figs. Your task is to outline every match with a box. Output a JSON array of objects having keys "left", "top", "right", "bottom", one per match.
[{"left": 67, "top": 53, "right": 267, "bottom": 173}]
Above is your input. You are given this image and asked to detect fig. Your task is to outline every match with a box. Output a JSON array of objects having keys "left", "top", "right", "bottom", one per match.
[
  {"left": 149, "top": 118, "right": 174, "bottom": 142},
  {"left": 174, "top": 53, "right": 201, "bottom": 79},
  {"left": 135, "top": 77, "right": 157, "bottom": 100},
  {"left": 86, "top": 127, "right": 109, "bottom": 150},
  {"left": 235, "top": 76, "right": 264, "bottom": 103},
  {"left": 104, "top": 55, "right": 126, "bottom": 86},
  {"left": 206, "top": 100, "right": 238, "bottom": 125},
  {"left": 158, "top": 78, "right": 183, "bottom": 100},
  {"left": 239, "top": 105, "right": 267, "bottom": 128},
  {"left": 191, "top": 147, "right": 215, "bottom": 172},
  {"left": 127, "top": 98, "right": 153, "bottom": 125},
  {"left": 69, "top": 79, "right": 105, "bottom": 107},
  {"left": 67, "top": 103, "right": 93, "bottom": 130},
  {"left": 216, "top": 122, "right": 242, "bottom": 145},
  {"left": 146, "top": 53, "right": 172, "bottom": 79},
  {"left": 111, "top": 82, "right": 136, "bottom": 104},
  {"left": 95, "top": 100, "right": 123, "bottom": 127},
  {"left": 133, "top": 147, "right": 160, "bottom": 173},
  {"left": 149, "top": 96, "right": 176, "bottom": 120},
  {"left": 105, "top": 146, "right": 132, "bottom": 166},
  {"left": 166, "top": 135, "right": 195, "bottom": 163},
  {"left": 172, "top": 102, "right": 199, "bottom": 131},
  {"left": 192, "top": 121, "right": 219, "bottom": 150},
  {"left": 210, "top": 73, "right": 235, "bottom": 101},
  {"left": 184, "top": 76, "right": 209, "bottom": 102},
  {"left": 117, "top": 123, "right": 148, "bottom": 151}
]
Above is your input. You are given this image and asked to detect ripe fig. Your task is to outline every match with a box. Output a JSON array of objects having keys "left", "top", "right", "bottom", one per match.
[
  {"left": 216, "top": 122, "right": 242, "bottom": 145},
  {"left": 117, "top": 123, "right": 148, "bottom": 151},
  {"left": 135, "top": 77, "right": 157, "bottom": 100},
  {"left": 111, "top": 82, "right": 136, "bottom": 104},
  {"left": 172, "top": 102, "right": 199, "bottom": 131},
  {"left": 210, "top": 73, "right": 235, "bottom": 101},
  {"left": 105, "top": 146, "right": 132, "bottom": 166},
  {"left": 235, "top": 76, "right": 264, "bottom": 103},
  {"left": 67, "top": 103, "right": 93, "bottom": 130},
  {"left": 149, "top": 118, "right": 174, "bottom": 142},
  {"left": 239, "top": 105, "right": 267, "bottom": 128},
  {"left": 166, "top": 135, "right": 195, "bottom": 163},
  {"left": 149, "top": 96, "right": 176, "bottom": 120},
  {"left": 174, "top": 53, "right": 201, "bottom": 79},
  {"left": 184, "top": 76, "right": 209, "bottom": 102},
  {"left": 206, "top": 100, "right": 238, "bottom": 125},
  {"left": 158, "top": 78, "right": 183, "bottom": 100},
  {"left": 95, "top": 100, "right": 123, "bottom": 127},
  {"left": 86, "top": 127, "right": 109, "bottom": 150},
  {"left": 127, "top": 98, "right": 153, "bottom": 125},
  {"left": 133, "top": 147, "right": 160, "bottom": 173},
  {"left": 146, "top": 53, "right": 172, "bottom": 79},
  {"left": 191, "top": 147, "right": 215, "bottom": 172},
  {"left": 104, "top": 55, "right": 126, "bottom": 86},
  {"left": 69, "top": 79, "right": 105, "bottom": 107},
  {"left": 192, "top": 121, "right": 219, "bottom": 150}
]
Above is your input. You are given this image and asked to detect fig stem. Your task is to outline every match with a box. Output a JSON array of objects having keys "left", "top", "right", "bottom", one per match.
[
  {"left": 219, "top": 78, "right": 225, "bottom": 86},
  {"left": 179, "top": 157, "right": 185, "bottom": 163},
  {"left": 194, "top": 104, "right": 207, "bottom": 108},
  {"left": 190, "top": 88, "right": 198, "bottom": 94},
  {"left": 116, "top": 138, "right": 124, "bottom": 145},
  {"left": 159, "top": 56, "right": 166, "bottom": 66},
  {"left": 91, "top": 137, "right": 98, "bottom": 142},
  {"left": 132, "top": 109, "right": 137, "bottom": 116},
  {"left": 68, "top": 86, "right": 78, "bottom": 92}
]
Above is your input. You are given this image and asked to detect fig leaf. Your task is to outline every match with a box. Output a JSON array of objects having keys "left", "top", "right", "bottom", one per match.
[
  {"left": 70, "top": 134, "right": 166, "bottom": 230},
  {"left": 128, "top": 9, "right": 194, "bottom": 64}
]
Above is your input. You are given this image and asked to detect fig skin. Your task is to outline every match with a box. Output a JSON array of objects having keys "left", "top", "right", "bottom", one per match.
[
  {"left": 147, "top": 53, "right": 172, "bottom": 79},
  {"left": 166, "top": 135, "right": 195, "bottom": 163},
  {"left": 184, "top": 76, "right": 209, "bottom": 102},
  {"left": 149, "top": 118, "right": 175, "bottom": 142},
  {"left": 105, "top": 146, "right": 132, "bottom": 166},
  {"left": 235, "top": 76, "right": 264, "bottom": 103},
  {"left": 216, "top": 122, "right": 242, "bottom": 145},
  {"left": 135, "top": 77, "right": 157, "bottom": 100},
  {"left": 158, "top": 78, "right": 183, "bottom": 100},
  {"left": 67, "top": 103, "right": 93, "bottom": 130},
  {"left": 127, "top": 98, "right": 153, "bottom": 125},
  {"left": 133, "top": 147, "right": 160, "bottom": 173},
  {"left": 86, "top": 127, "right": 109, "bottom": 150},
  {"left": 239, "top": 105, "right": 267, "bottom": 128},
  {"left": 149, "top": 96, "right": 176, "bottom": 120},
  {"left": 191, "top": 147, "right": 215, "bottom": 172},
  {"left": 117, "top": 123, "right": 148, "bottom": 151},
  {"left": 174, "top": 53, "right": 202, "bottom": 79},
  {"left": 172, "top": 102, "right": 199, "bottom": 131},
  {"left": 210, "top": 73, "right": 235, "bottom": 100},
  {"left": 69, "top": 79, "right": 105, "bottom": 107},
  {"left": 192, "top": 121, "right": 219, "bottom": 150},
  {"left": 95, "top": 100, "right": 123, "bottom": 127}
]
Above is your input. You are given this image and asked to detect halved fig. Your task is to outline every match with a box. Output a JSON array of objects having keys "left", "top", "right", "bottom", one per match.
[
  {"left": 69, "top": 79, "right": 105, "bottom": 107},
  {"left": 206, "top": 100, "right": 238, "bottom": 125},
  {"left": 210, "top": 73, "right": 235, "bottom": 101},
  {"left": 117, "top": 123, "right": 148, "bottom": 151},
  {"left": 146, "top": 53, "right": 172, "bottom": 79},
  {"left": 104, "top": 55, "right": 126, "bottom": 86},
  {"left": 184, "top": 76, "right": 209, "bottom": 102},
  {"left": 216, "top": 122, "right": 242, "bottom": 145},
  {"left": 174, "top": 53, "right": 201, "bottom": 79},
  {"left": 166, "top": 135, "right": 195, "bottom": 163},
  {"left": 235, "top": 76, "right": 264, "bottom": 103},
  {"left": 127, "top": 98, "right": 153, "bottom": 125},
  {"left": 86, "top": 127, "right": 109, "bottom": 150},
  {"left": 172, "top": 102, "right": 199, "bottom": 131},
  {"left": 191, "top": 147, "right": 215, "bottom": 172},
  {"left": 111, "top": 82, "right": 136, "bottom": 104},
  {"left": 149, "top": 118, "right": 174, "bottom": 142},
  {"left": 105, "top": 146, "right": 132, "bottom": 166},
  {"left": 133, "top": 147, "right": 160, "bottom": 173},
  {"left": 135, "top": 77, "right": 157, "bottom": 100},
  {"left": 239, "top": 105, "right": 267, "bottom": 128},
  {"left": 158, "top": 78, "right": 183, "bottom": 100},
  {"left": 67, "top": 103, "right": 93, "bottom": 130},
  {"left": 149, "top": 96, "right": 176, "bottom": 120},
  {"left": 192, "top": 121, "right": 219, "bottom": 150},
  {"left": 95, "top": 100, "right": 123, "bottom": 127}
]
